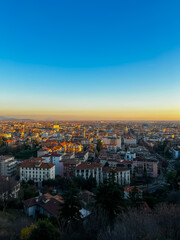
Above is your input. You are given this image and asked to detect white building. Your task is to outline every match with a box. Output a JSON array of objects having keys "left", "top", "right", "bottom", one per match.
[
  {"left": 42, "top": 153, "right": 62, "bottom": 176},
  {"left": 0, "top": 155, "right": 17, "bottom": 176},
  {"left": 75, "top": 162, "right": 130, "bottom": 186},
  {"left": 102, "top": 167, "right": 130, "bottom": 185},
  {"left": 75, "top": 151, "right": 89, "bottom": 161},
  {"left": 75, "top": 162, "right": 102, "bottom": 185},
  {"left": 19, "top": 159, "right": 55, "bottom": 183},
  {"left": 102, "top": 136, "right": 121, "bottom": 149},
  {"left": 117, "top": 137, "right": 122, "bottom": 149},
  {"left": 124, "top": 136, "right": 137, "bottom": 146}
]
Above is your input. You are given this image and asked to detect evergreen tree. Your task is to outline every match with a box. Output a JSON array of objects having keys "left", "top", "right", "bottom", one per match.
[
  {"left": 60, "top": 181, "right": 82, "bottom": 224},
  {"left": 96, "top": 139, "right": 103, "bottom": 152},
  {"left": 0, "top": 136, "right": 4, "bottom": 147},
  {"left": 95, "top": 171, "right": 125, "bottom": 223},
  {"left": 129, "top": 187, "right": 141, "bottom": 206}
]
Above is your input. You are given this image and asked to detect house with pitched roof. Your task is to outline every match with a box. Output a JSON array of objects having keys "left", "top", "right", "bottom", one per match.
[{"left": 24, "top": 193, "right": 63, "bottom": 218}]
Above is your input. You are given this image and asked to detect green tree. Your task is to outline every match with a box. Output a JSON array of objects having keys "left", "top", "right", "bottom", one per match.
[
  {"left": 60, "top": 182, "right": 82, "bottom": 224},
  {"left": 96, "top": 139, "right": 103, "bottom": 152},
  {"left": 22, "top": 183, "right": 36, "bottom": 200},
  {"left": 20, "top": 224, "right": 36, "bottom": 240},
  {"left": 129, "top": 187, "right": 141, "bottom": 206},
  {"left": 15, "top": 147, "right": 39, "bottom": 160},
  {"left": 73, "top": 175, "right": 96, "bottom": 191},
  {"left": 29, "top": 220, "right": 60, "bottom": 240},
  {"left": 0, "top": 137, "right": 4, "bottom": 147},
  {"left": 95, "top": 171, "right": 125, "bottom": 223},
  {"left": 166, "top": 171, "right": 179, "bottom": 190},
  {"left": 95, "top": 150, "right": 99, "bottom": 157},
  {"left": 85, "top": 175, "right": 97, "bottom": 191}
]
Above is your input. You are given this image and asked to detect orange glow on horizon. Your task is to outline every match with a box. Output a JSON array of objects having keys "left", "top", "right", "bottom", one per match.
[{"left": 0, "top": 108, "right": 180, "bottom": 121}]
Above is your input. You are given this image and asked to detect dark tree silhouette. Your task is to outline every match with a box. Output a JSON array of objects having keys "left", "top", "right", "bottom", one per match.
[
  {"left": 60, "top": 181, "right": 82, "bottom": 224},
  {"left": 95, "top": 171, "right": 125, "bottom": 223}
]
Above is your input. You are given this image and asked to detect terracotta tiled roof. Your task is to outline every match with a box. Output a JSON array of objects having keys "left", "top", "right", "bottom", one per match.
[
  {"left": 24, "top": 193, "right": 63, "bottom": 216},
  {"left": 124, "top": 186, "right": 142, "bottom": 193},
  {"left": 42, "top": 153, "right": 62, "bottom": 157},
  {"left": 63, "top": 159, "right": 80, "bottom": 165},
  {"left": 19, "top": 159, "right": 54, "bottom": 169},
  {"left": 76, "top": 162, "right": 102, "bottom": 170}
]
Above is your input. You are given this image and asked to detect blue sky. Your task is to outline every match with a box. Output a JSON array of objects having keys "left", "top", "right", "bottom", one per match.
[{"left": 0, "top": 0, "right": 180, "bottom": 120}]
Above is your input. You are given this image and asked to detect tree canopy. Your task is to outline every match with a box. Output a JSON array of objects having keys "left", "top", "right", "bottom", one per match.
[
  {"left": 60, "top": 182, "right": 82, "bottom": 224},
  {"left": 29, "top": 220, "right": 60, "bottom": 240},
  {"left": 95, "top": 171, "right": 125, "bottom": 222}
]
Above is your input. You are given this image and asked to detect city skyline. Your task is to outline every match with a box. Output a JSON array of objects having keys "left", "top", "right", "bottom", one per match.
[{"left": 0, "top": 1, "right": 180, "bottom": 120}]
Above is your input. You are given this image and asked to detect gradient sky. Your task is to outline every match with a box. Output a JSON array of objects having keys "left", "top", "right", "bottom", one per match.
[{"left": 0, "top": 0, "right": 180, "bottom": 120}]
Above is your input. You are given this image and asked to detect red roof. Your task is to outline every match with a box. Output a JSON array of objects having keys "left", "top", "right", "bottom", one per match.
[
  {"left": 76, "top": 162, "right": 102, "bottom": 170},
  {"left": 19, "top": 159, "right": 54, "bottom": 169},
  {"left": 24, "top": 193, "right": 63, "bottom": 216},
  {"left": 124, "top": 186, "right": 142, "bottom": 193}
]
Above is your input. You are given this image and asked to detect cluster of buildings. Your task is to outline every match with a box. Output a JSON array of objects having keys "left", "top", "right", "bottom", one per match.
[
  {"left": 0, "top": 120, "right": 179, "bottom": 221},
  {"left": 0, "top": 120, "right": 180, "bottom": 209}
]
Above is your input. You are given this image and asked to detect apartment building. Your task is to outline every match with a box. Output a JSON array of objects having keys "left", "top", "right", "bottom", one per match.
[
  {"left": 60, "top": 158, "right": 80, "bottom": 178},
  {"left": 102, "top": 136, "right": 121, "bottom": 149},
  {"left": 102, "top": 167, "right": 130, "bottom": 185},
  {"left": 75, "top": 162, "right": 130, "bottom": 185},
  {"left": 41, "top": 153, "right": 62, "bottom": 176},
  {"left": 19, "top": 159, "right": 55, "bottom": 183},
  {"left": 75, "top": 162, "right": 102, "bottom": 184},
  {"left": 75, "top": 151, "right": 89, "bottom": 161},
  {"left": 124, "top": 136, "right": 137, "bottom": 146},
  {"left": 0, "top": 155, "right": 17, "bottom": 176},
  {"left": 133, "top": 157, "right": 158, "bottom": 178}
]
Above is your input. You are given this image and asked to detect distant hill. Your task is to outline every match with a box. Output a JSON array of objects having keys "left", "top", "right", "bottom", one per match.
[{"left": 0, "top": 116, "right": 33, "bottom": 121}]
